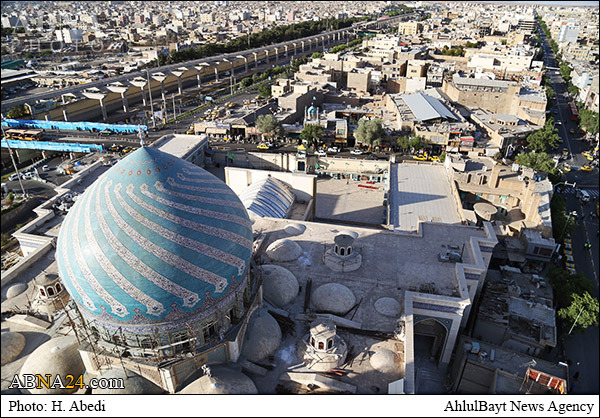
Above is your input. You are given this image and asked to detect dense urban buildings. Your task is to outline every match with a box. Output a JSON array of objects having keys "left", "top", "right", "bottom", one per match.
[{"left": 1, "top": 0, "right": 598, "bottom": 408}]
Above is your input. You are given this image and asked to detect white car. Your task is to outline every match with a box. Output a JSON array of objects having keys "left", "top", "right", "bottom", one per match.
[
  {"left": 315, "top": 149, "right": 327, "bottom": 157},
  {"left": 327, "top": 146, "right": 340, "bottom": 153},
  {"left": 350, "top": 149, "right": 363, "bottom": 155},
  {"left": 42, "top": 165, "right": 50, "bottom": 171}
]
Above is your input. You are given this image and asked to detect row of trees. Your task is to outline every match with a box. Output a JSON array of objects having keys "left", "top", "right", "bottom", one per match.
[{"left": 145, "top": 16, "right": 368, "bottom": 68}]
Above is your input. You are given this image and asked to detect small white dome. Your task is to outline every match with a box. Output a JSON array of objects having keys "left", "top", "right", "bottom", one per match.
[
  {"left": 178, "top": 365, "right": 257, "bottom": 394},
  {"left": 265, "top": 239, "right": 302, "bottom": 262},
  {"left": 1, "top": 332, "right": 26, "bottom": 366},
  {"left": 284, "top": 223, "right": 306, "bottom": 236},
  {"left": 6, "top": 283, "right": 28, "bottom": 299},
  {"left": 374, "top": 297, "right": 402, "bottom": 317},
  {"left": 312, "top": 283, "right": 356, "bottom": 315},
  {"left": 242, "top": 309, "right": 282, "bottom": 363},
  {"left": 20, "top": 335, "right": 85, "bottom": 394},
  {"left": 370, "top": 348, "right": 399, "bottom": 374},
  {"left": 92, "top": 368, "right": 163, "bottom": 394},
  {"left": 262, "top": 265, "right": 299, "bottom": 308}
]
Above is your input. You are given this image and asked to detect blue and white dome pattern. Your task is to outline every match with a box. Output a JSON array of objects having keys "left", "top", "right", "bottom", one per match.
[{"left": 56, "top": 147, "right": 253, "bottom": 326}]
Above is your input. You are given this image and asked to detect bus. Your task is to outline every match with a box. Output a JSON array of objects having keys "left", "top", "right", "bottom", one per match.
[
  {"left": 4, "top": 128, "right": 44, "bottom": 141},
  {"left": 568, "top": 102, "right": 579, "bottom": 121}
]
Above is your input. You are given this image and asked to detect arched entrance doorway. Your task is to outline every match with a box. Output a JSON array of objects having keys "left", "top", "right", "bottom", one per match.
[{"left": 413, "top": 317, "right": 449, "bottom": 363}]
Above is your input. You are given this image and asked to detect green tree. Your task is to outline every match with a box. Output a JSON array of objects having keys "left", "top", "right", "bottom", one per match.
[
  {"left": 559, "top": 63, "right": 572, "bottom": 82},
  {"left": 567, "top": 84, "right": 579, "bottom": 97},
  {"left": 525, "top": 118, "right": 560, "bottom": 152},
  {"left": 578, "top": 107, "right": 599, "bottom": 134},
  {"left": 409, "top": 136, "right": 422, "bottom": 151},
  {"left": 516, "top": 151, "right": 557, "bottom": 173},
  {"left": 7, "top": 104, "right": 28, "bottom": 118},
  {"left": 257, "top": 84, "right": 272, "bottom": 98},
  {"left": 311, "top": 52, "right": 324, "bottom": 59},
  {"left": 545, "top": 85, "right": 555, "bottom": 101},
  {"left": 396, "top": 135, "right": 410, "bottom": 152},
  {"left": 240, "top": 77, "right": 253, "bottom": 88},
  {"left": 299, "top": 124, "right": 324, "bottom": 147},
  {"left": 550, "top": 194, "right": 576, "bottom": 242},
  {"left": 255, "top": 114, "right": 282, "bottom": 138},
  {"left": 558, "top": 291, "right": 599, "bottom": 332},
  {"left": 353, "top": 118, "right": 386, "bottom": 149},
  {"left": 547, "top": 265, "right": 594, "bottom": 309}
]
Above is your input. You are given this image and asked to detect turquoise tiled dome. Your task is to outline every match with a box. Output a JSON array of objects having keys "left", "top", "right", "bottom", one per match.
[{"left": 56, "top": 147, "right": 253, "bottom": 330}]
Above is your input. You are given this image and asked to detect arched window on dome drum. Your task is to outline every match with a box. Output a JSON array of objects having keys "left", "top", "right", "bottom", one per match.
[
  {"left": 47, "top": 286, "right": 55, "bottom": 297},
  {"left": 203, "top": 322, "right": 218, "bottom": 344},
  {"left": 226, "top": 307, "right": 238, "bottom": 326},
  {"left": 39, "top": 288, "right": 46, "bottom": 297},
  {"left": 340, "top": 247, "right": 345, "bottom": 256},
  {"left": 327, "top": 339, "right": 333, "bottom": 349},
  {"left": 348, "top": 247, "right": 352, "bottom": 255},
  {"left": 90, "top": 326, "right": 100, "bottom": 341},
  {"left": 311, "top": 337, "right": 316, "bottom": 348},
  {"left": 55, "top": 283, "right": 62, "bottom": 293},
  {"left": 318, "top": 341, "right": 325, "bottom": 350},
  {"left": 140, "top": 338, "right": 154, "bottom": 349},
  {"left": 171, "top": 331, "right": 192, "bottom": 354}
]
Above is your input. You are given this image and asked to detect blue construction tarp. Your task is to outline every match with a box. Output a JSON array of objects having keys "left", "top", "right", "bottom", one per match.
[
  {"left": 1, "top": 119, "right": 147, "bottom": 134},
  {"left": 1, "top": 139, "right": 103, "bottom": 153}
]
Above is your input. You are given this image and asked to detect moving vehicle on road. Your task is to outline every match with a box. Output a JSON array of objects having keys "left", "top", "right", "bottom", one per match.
[
  {"left": 582, "top": 151, "right": 593, "bottom": 161},
  {"left": 580, "top": 164, "right": 592, "bottom": 172},
  {"left": 567, "top": 102, "right": 579, "bottom": 121},
  {"left": 413, "top": 154, "right": 428, "bottom": 161},
  {"left": 350, "top": 148, "right": 363, "bottom": 155},
  {"left": 257, "top": 143, "right": 271, "bottom": 150},
  {"left": 327, "top": 146, "right": 340, "bottom": 154}
]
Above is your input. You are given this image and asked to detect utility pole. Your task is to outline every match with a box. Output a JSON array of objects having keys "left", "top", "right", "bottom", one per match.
[
  {"left": 1, "top": 124, "right": 27, "bottom": 198},
  {"left": 146, "top": 69, "right": 155, "bottom": 129},
  {"left": 568, "top": 306, "right": 585, "bottom": 335}
]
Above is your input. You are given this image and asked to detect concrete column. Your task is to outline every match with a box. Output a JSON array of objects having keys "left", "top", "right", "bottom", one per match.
[
  {"left": 252, "top": 52, "right": 258, "bottom": 69},
  {"left": 301, "top": 41, "right": 305, "bottom": 52},
  {"left": 214, "top": 64, "right": 219, "bottom": 82},
  {"left": 62, "top": 108, "right": 69, "bottom": 121},
  {"left": 106, "top": 84, "right": 130, "bottom": 114},
  {"left": 194, "top": 65, "right": 209, "bottom": 88},
  {"left": 151, "top": 73, "right": 168, "bottom": 102},
  {"left": 82, "top": 89, "right": 108, "bottom": 121},
  {"left": 170, "top": 67, "right": 188, "bottom": 96},
  {"left": 265, "top": 49, "right": 269, "bottom": 65},
  {"left": 45, "top": 114, "right": 50, "bottom": 121},
  {"left": 237, "top": 56, "right": 248, "bottom": 73},
  {"left": 130, "top": 79, "right": 148, "bottom": 106},
  {"left": 284, "top": 45, "right": 288, "bottom": 58},
  {"left": 274, "top": 48, "right": 279, "bottom": 64}
]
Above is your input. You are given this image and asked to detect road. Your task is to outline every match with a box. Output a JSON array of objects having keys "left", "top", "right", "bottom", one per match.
[{"left": 539, "top": 23, "right": 599, "bottom": 395}]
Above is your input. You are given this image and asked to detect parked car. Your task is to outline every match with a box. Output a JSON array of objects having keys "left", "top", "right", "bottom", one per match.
[
  {"left": 42, "top": 165, "right": 50, "bottom": 171},
  {"left": 315, "top": 149, "right": 327, "bottom": 157},
  {"left": 582, "top": 151, "right": 593, "bottom": 161},
  {"left": 327, "top": 146, "right": 340, "bottom": 153},
  {"left": 350, "top": 148, "right": 363, "bottom": 155},
  {"left": 8, "top": 173, "right": 23, "bottom": 181},
  {"left": 580, "top": 164, "right": 593, "bottom": 172},
  {"left": 413, "top": 154, "right": 428, "bottom": 161},
  {"left": 257, "top": 143, "right": 271, "bottom": 150}
]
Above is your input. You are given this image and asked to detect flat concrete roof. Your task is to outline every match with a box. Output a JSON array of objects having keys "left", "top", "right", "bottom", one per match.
[
  {"left": 253, "top": 217, "right": 489, "bottom": 300},
  {"left": 316, "top": 178, "right": 385, "bottom": 226},
  {"left": 153, "top": 134, "right": 207, "bottom": 160},
  {"left": 390, "top": 163, "right": 461, "bottom": 232}
]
